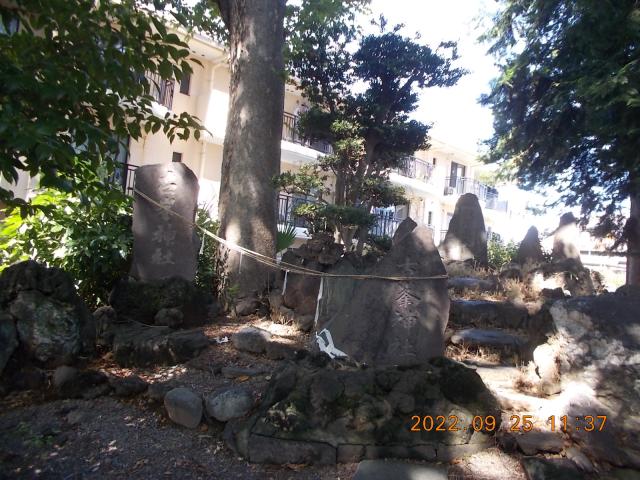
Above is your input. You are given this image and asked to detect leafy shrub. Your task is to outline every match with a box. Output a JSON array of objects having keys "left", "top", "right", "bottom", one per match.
[
  {"left": 195, "top": 207, "right": 223, "bottom": 297},
  {"left": 487, "top": 236, "right": 518, "bottom": 270},
  {"left": 369, "top": 235, "right": 392, "bottom": 252},
  {"left": 276, "top": 223, "right": 297, "bottom": 253},
  {"left": 0, "top": 189, "right": 132, "bottom": 308}
]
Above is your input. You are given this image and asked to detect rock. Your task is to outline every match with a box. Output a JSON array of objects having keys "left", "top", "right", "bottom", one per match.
[
  {"left": 109, "top": 277, "right": 214, "bottom": 328},
  {"left": 11, "top": 291, "right": 82, "bottom": 366},
  {"left": 205, "top": 387, "right": 254, "bottom": 421},
  {"left": 110, "top": 323, "right": 209, "bottom": 367},
  {"left": 154, "top": 308, "right": 183, "bottom": 327},
  {"left": 532, "top": 343, "right": 560, "bottom": 394},
  {"left": 265, "top": 341, "right": 298, "bottom": 360},
  {"left": 66, "top": 410, "right": 86, "bottom": 426},
  {"left": 146, "top": 381, "right": 176, "bottom": 402},
  {"left": 392, "top": 217, "right": 418, "bottom": 246},
  {"left": 129, "top": 162, "right": 200, "bottom": 282},
  {"left": 294, "top": 314, "right": 314, "bottom": 333},
  {"left": 221, "top": 366, "right": 268, "bottom": 378},
  {"left": 315, "top": 225, "right": 449, "bottom": 365},
  {"left": 551, "top": 212, "right": 582, "bottom": 263},
  {"left": 52, "top": 365, "right": 78, "bottom": 389},
  {"left": 224, "top": 356, "right": 500, "bottom": 464},
  {"left": 9, "top": 366, "right": 47, "bottom": 390},
  {"left": 520, "top": 457, "right": 583, "bottom": 480},
  {"left": 232, "top": 326, "right": 272, "bottom": 354},
  {"left": 514, "top": 431, "right": 563, "bottom": 455},
  {"left": 515, "top": 226, "right": 545, "bottom": 266},
  {"left": 449, "top": 300, "right": 530, "bottom": 330},
  {"left": 0, "top": 314, "right": 18, "bottom": 376},
  {"left": 0, "top": 261, "right": 93, "bottom": 368},
  {"left": 248, "top": 435, "right": 336, "bottom": 465},
  {"left": 93, "top": 306, "right": 118, "bottom": 347},
  {"left": 234, "top": 296, "right": 261, "bottom": 317},
  {"left": 540, "top": 287, "right": 566, "bottom": 300},
  {"left": 528, "top": 259, "right": 594, "bottom": 297},
  {"left": 164, "top": 387, "right": 202, "bottom": 429},
  {"left": 531, "top": 290, "right": 640, "bottom": 468},
  {"left": 267, "top": 290, "right": 283, "bottom": 312},
  {"left": 54, "top": 368, "right": 109, "bottom": 398},
  {"left": 353, "top": 460, "right": 448, "bottom": 479},
  {"left": 441, "top": 193, "right": 488, "bottom": 267},
  {"left": 450, "top": 328, "right": 527, "bottom": 351},
  {"left": 499, "top": 262, "right": 523, "bottom": 281},
  {"left": 447, "top": 277, "right": 496, "bottom": 294},
  {"left": 282, "top": 267, "right": 321, "bottom": 316},
  {"left": 566, "top": 446, "right": 595, "bottom": 472},
  {"left": 109, "top": 375, "right": 148, "bottom": 397}
]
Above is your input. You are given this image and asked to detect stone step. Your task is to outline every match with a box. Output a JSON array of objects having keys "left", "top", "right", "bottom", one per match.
[
  {"left": 451, "top": 328, "right": 528, "bottom": 350},
  {"left": 353, "top": 460, "right": 448, "bottom": 480}
]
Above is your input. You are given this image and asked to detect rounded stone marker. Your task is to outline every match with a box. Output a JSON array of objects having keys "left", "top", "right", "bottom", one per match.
[
  {"left": 205, "top": 387, "right": 254, "bottom": 421},
  {"left": 164, "top": 387, "right": 202, "bottom": 429}
]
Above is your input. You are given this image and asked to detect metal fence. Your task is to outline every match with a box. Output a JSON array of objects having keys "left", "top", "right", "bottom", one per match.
[
  {"left": 444, "top": 177, "right": 508, "bottom": 212},
  {"left": 277, "top": 193, "right": 317, "bottom": 228},
  {"left": 370, "top": 210, "right": 402, "bottom": 238},
  {"left": 109, "top": 163, "right": 138, "bottom": 196},
  {"left": 281, "top": 112, "right": 333, "bottom": 154},
  {"left": 144, "top": 71, "right": 174, "bottom": 109},
  {"left": 393, "top": 156, "right": 434, "bottom": 182}
]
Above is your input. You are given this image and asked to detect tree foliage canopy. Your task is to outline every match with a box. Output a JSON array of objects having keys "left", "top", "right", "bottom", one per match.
[
  {"left": 482, "top": 0, "right": 640, "bottom": 236},
  {"left": 0, "top": 0, "right": 203, "bottom": 213}
]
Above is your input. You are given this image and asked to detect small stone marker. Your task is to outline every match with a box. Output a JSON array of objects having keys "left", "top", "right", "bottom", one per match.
[
  {"left": 130, "top": 163, "right": 200, "bottom": 282},
  {"left": 515, "top": 226, "right": 545, "bottom": 265},
  {"left": 551, "top": 212, "right": 582, "bottom": 263},
  {"left": 441, "top": 193, "right": 488, "bottom": 267},
  {"left": 353, "top": 460, "right": 448, "bottom": 480}
]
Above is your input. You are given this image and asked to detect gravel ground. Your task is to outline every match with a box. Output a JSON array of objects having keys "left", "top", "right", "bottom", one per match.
[{"left": 0, "top": 318, "right": 357, "bottom": 480}]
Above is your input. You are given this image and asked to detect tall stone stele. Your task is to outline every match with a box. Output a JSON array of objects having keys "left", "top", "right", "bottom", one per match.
[
  {"left": 130, "top": 163, "right": 200, "bottom": 282},
  {"left": 314, "top": 220, "right": 450, "bottom": 366},
  {"left": 551, "top": 212, "right": 582, "bottom": 264},
  {"left": 515, "top": 226, "right": 545, "bottom": 265},
  {"left": 440, "top": 193, "right": 488, "bottom": 267}
]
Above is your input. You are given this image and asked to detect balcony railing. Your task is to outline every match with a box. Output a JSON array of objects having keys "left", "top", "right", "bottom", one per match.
[
  {"left": 109, "top": 162, "right": 138, "bottom": 196},
  {"left": 277, "top": 193, "right": 318, "bottom": 229},
  {"left": 282, "top": 112, "right": 333, "bottom": 154},
  {"left": 393, "top": 156, "right": 434, "bottom": 182},
  {"left": 144, "top": 71, "right": 174, "bottom": 109},
  {"left": 444, "top": 177, "right": 508, "bottom": 212}
]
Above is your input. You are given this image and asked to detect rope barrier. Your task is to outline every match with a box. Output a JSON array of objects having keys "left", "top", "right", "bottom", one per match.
[{"left": 133, "top": 188, "right": 449, "bottom": 282}]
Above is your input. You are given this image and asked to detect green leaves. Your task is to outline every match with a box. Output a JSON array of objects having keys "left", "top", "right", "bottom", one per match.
[
  {"left": 482, "top": 0, "right": 640, "bottom": 236},
  {"left": 0, "top": 0, "right": 205, "bottom": 209},
  {"left": 0, "top": 189, "right": 133, "bottom": 308}
]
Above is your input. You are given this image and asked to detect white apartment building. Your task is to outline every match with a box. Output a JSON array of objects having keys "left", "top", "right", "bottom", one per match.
[{"left": 3, "top": 31, "right": 526, "bottom": 244}]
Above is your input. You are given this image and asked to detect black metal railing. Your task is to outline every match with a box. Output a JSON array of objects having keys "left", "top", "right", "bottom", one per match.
[
  {"left": 277, "top": 193, "right": 319, "bottom": 228},
  {"left": 282, "top": 112, "right": 333, "bottom": 154},
  {"left": 369, "top": 211, "right": 402, "bottom": 238},
  {"left": 109, "top": 163, "right": 138, "bottom": 196},
  {"left": 444, "top": 176, "right": 508, "bottom": 212},
  {"left": 393, "top": 156, "right": 434, "bottom": 182},
  {"left": 144, "top": 71, "right": 174, "bottom": 109}
]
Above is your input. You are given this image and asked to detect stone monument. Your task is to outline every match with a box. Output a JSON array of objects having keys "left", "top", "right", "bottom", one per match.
[
  {"left": 314, "top": 223, "right": 449, "bottom": 366},
  {"left": 440, "top": 193, "right": 488, "bottom": 267},
  {"left": 515, "top": 226, "right": 545, "bottom": 265},
  {"left": 551, "top": 212, "right": 581, "bottom": 263},
  {"left": 130, "top": 163, "right": 200, "bottom": 282}
]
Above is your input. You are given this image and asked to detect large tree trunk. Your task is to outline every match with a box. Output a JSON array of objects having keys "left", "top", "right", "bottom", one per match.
[
  {"left": 627, "top": 191, "right": 640, "bottom": 285},
  {"left": 216, "top": 0, "right": 286, "bottom": 301}
]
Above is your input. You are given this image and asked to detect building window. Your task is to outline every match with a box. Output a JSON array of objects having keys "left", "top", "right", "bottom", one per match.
[
  {"left": 433, "top": 157, "right": 437, "bottom": 166},
  {"left": 172, "top": 152, "right": 183, "bottom": 163},
  {"left": 179, "top": 73, "right": 191, "bottom": 95},
  {"left": 427, "top": 211, "right": 433, "bottom": 226}
]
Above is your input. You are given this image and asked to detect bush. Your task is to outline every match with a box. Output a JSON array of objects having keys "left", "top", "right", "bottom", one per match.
[
  {"left": 194, "top": 207, "right": 223, "bottom": 297},
  {"left": 0, "top": 189, "right": 132, "bottom": 308},
  {"left": 487, "top": 236, "right": 518, "bottom": 270}
]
